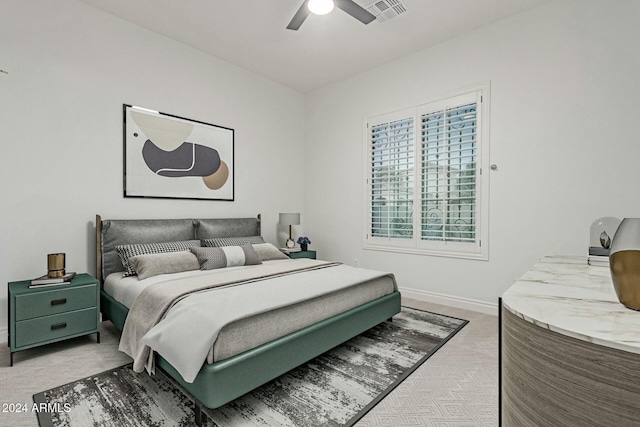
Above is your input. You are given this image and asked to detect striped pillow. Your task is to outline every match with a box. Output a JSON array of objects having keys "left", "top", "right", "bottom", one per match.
[
  {"left": 190, "top": 245, "right": 262, "bottom": 270},
  {"left": 202, "top": 236, "right": 265, "bottom": 247},
  {"left": 116, "top": 240, "right": 201, "bottom": 276}
]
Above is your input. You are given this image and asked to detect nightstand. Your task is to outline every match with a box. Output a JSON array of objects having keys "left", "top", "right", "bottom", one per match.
[
  {"left": 287, "top": 250, "right": 317, "bottom": 259},
  {"left": 8, "top": 273, "right": 100, "bottom": 366}
]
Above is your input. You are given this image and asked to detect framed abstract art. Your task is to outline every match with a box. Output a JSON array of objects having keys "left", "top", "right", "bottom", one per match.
[{"left": 123, "top": 104, "right": 234, "bottom": 201}]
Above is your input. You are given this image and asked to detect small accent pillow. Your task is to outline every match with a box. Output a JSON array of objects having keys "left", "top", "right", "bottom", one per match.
[
  {"left": 116, "top": 240, "right": 201, "bottom": 276},
  {"left": 128, "top": 252, "right": 200, "bottom": 280},
  {"left": 190, "top": 244, "right": 262, "bottom": 270},
  {"left": 252, "top": 243, "right": 289, "bottom": 261},
  {"left": 202, "top": 236, "right": 265, "bottom": 247}
]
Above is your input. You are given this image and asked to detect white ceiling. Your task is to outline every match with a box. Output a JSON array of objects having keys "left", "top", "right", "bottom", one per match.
[{"left": 79, "top": 0, "right": 552, "bottom": 93}]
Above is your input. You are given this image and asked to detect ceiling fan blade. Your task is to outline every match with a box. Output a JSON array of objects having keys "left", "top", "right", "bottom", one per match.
[
  {"left": 287, "top": 0, "right": 311, "bottom": 30},
  {"left": 335, "top": 0, "right": 376, "bottom": 25}
]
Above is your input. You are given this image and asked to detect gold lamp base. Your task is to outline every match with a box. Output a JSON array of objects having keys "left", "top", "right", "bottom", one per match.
[{"left": 610, "top": 250, "right": 640, "bottom": 311}]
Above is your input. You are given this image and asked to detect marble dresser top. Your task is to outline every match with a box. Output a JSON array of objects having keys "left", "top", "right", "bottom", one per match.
[{"left": 502, "top": 255, "right": 640, "bottom": 354}]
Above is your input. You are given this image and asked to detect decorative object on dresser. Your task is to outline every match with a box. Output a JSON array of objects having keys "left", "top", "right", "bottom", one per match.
[
  {"left": 279, "top": 212, "right": 300, "bottom": 248},
  {"left": 34, "top": 307, "right": 466, "bottom": 427},
  {"left": 8, "top": 273, "right": 100, "bottom": 366},
  {"left": 609, "top": 218, "right": 640, "bottom": 310},
  {"left": 297, "top": 236, "right": 311, "bottom": 251},
  {"left": 31, "top": 271, "right": 76, "bottom": 287},
  {"left": 47, "top": 253, "right": 66, "bottom": 278},
  {"left": 123, "top": 104, "right": 234, "bottom": 201},
  {"left": 587, "top": 217, "right": 621, "bottom": 266}
]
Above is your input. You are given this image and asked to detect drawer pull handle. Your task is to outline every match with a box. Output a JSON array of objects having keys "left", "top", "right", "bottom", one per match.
[
  {"left": 51, "top": 322, "right": 67, "bottom": 330},
  {"left": 51, "top": 298, "right": 67, "bottom": 306}
]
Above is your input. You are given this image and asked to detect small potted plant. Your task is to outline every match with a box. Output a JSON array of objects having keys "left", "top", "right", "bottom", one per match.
[{"left": 297, "top": 236, "right": 311, "bottom": 251}]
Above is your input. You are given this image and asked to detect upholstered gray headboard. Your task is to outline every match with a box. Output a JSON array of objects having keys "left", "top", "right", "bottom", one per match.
[{"left": 96, "top": 214, "right": 261, "bottom": 284}]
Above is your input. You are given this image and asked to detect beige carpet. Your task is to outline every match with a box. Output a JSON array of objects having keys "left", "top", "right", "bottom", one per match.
[{"left": 0, "top": 297, "right": 498, "bottom": 427}]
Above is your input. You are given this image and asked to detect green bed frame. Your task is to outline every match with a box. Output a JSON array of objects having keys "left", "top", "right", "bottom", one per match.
[
  {"left": 96, "top": 214, "right": 401, "bottom": 423},
  {"left": 102, "top": 290, "right": 400, "bottom": 412}
]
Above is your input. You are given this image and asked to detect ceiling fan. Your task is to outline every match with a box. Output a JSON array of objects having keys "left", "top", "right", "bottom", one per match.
[{"left": 287, "top": 0, "right": 376, "bottom": 30}]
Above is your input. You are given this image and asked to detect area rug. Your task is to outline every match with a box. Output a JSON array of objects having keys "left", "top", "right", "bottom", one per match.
[{"left": 34, "top": 307, "right": 467, "bottom": 427}]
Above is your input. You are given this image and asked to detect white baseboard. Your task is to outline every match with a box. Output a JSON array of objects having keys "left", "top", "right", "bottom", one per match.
[{"left": 399, "top": 286, "right": 498, "bottom": 316}]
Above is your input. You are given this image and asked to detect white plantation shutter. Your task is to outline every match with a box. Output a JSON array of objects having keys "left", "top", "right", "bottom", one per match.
[
  {"left": 369, "top": 111, "right": 415, "bottom": 241},
  {"left": 365, "top": 85, "right": 489, "bottom": 260},
  {"left": 420, "top": 93, "right": 478, "bottom": 244}
]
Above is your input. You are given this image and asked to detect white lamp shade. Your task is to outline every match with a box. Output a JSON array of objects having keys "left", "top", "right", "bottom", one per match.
[
  {"left": 308, "top": 0, "right": 334, "bottom": 15},
  {"left": 279, "top": 213, "right": 300, "bottom": 225}
]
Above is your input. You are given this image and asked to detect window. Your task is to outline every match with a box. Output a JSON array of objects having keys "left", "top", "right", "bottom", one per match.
[
  {"left": 364, "top": 85, "right": 489, "bottom": 260},
  {"left": 370, "top": 111, "right": 415, "bottom": 242}
]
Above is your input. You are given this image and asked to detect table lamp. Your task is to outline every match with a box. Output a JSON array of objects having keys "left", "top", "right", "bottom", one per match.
[{"left": 279, "top": 213, "right": 300, "bottom": 248}]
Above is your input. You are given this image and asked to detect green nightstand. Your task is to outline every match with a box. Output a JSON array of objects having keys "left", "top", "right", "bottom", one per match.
[
  {"left": 8, "top": 273, "right": 100, "bottom": 366},
  {"left": 286, "top": 250, "right": 316, "bottom": 259}
]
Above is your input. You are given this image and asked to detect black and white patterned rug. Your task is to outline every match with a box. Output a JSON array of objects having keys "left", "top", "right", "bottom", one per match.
[{"left": 34, "top": 307, "right": 467, "bottom": 427}]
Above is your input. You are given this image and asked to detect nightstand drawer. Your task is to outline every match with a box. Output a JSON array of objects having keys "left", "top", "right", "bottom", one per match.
[
  {"left": 14, "top": 308, "right": 98, "bottom": 348},
  {"left": 15, "top": 284, "right": 97, "bottom": 321},
  {"left": 288, "top": 250, "right": 316, "bottom": 259}
]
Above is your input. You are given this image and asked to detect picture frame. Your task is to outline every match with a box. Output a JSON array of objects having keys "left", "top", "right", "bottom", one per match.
[{"left": 123, "top": 104, "right": 234, "bottom": 201}]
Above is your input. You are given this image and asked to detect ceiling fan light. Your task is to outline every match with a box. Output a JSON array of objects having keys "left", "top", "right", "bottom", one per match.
[{"left": 308, "top": 0, "right": 335, "bottom": 15}]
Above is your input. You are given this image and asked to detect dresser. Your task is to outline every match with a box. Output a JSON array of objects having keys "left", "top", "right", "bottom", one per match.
[
  {"left": 8, "top": 273, "right": 100, "bottom": 365},
  {"left": 501, "top": 256, "right": 640, "bottom": 426}
]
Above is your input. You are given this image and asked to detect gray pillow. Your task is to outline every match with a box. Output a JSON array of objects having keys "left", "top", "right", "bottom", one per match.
[
  {"left": 252, "top": 243, "right": 289, "bottom": 261},
  {"left": 202, "top": 236, "right": 265, "bottom": 247},
  {"left": 190, "top": 244, "right": 262, "bottom": 270},
  {"left": 116, "top": 240, "right": 201, "bottom": 276},
  {"left": 128, "top": 252, "right": 200, "bottom": 280}
]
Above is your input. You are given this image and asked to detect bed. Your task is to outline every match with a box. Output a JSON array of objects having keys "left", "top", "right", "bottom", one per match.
[{"left": 96, "top": 214, "right": 401, "bottom": 424}]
